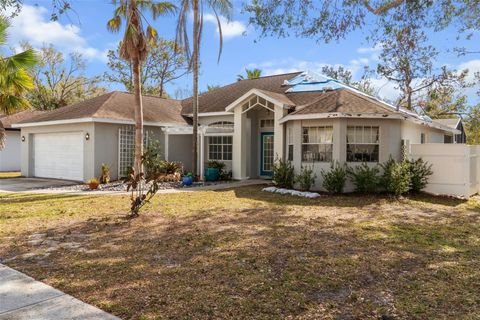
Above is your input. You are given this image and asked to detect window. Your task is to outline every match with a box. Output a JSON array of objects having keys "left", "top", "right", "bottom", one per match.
[
  {"left": 119, "top": 126, "right": 149, "bottom": 177},
  {"left": 208, "top": 121, "right": 234, "bottom": 130},
  {"left": 208, "top": 136, "right": 232, "bottom": 160},
  {"left": 421, "top": 133, "right": 426, "bottom": 144},
  {"left": 346, "top": 126, "right": 379, "bottom": 162},
  {"left": 302, "top": 126, "right": 333, "bottom": 162},
  {"left": 260, "top": 119, "right": 274, "bottom": 128},
  {"left": 287, "top": 127, "right": 294, "bottom": 161}
]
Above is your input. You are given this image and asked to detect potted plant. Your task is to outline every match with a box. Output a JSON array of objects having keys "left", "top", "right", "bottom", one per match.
[
  {"left": 88, "top": 178, "right": 100, "bottom": 190},
  {"left": 205, "top": 160, "right": 225, "bottom": 181},
  {"left": 182, "top": 172, "right": 193, "bottom": 186}
]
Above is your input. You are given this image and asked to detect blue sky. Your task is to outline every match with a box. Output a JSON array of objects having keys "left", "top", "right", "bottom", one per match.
[{"left": 7, "top": 0, "right": 480, "bottom": 103}]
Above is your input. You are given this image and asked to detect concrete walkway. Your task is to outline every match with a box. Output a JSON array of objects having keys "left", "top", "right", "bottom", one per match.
[
  {"left": 0, "top": 178, "right": 269, "bottom": 195},
  {"left": 0, "top": 264, "right": 120, "bottom": 320}
]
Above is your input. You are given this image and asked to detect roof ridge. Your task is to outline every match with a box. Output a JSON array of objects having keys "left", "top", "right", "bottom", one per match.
[
  {"left": 116, "top": 91, "right": 180, "bottom": 102},
  {"left": 237, "top": 71, "right": 303, "bottom": 82}
]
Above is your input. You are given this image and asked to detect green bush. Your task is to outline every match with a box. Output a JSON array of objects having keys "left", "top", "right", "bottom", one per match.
[
  {"left": 348, "top": 163, "right": 380, "bottom": 193},
  {"left": 100, "top": 163, "right": 110, "bottom": 184},
  {"left": 408, "top": 158, "right": 433, "bottom": 192},
  {"left": 206, "top": 160, "right": 226, "bottom": 171},
  {"left": 321, "top": 161, "right": 347, "bottom": 193},
  {"left": 272, "top": 157, "right": 295, "bottom": 188},
  {"left": 295, "top": 165, "right": 317, "bottom": 191},
  {"left": 161, "top": 160, "right": 182, "bottom": 174},
  {"left": 143, "top": 139, "right": 164, "bottom": 176},
  {"left": 380, "top": 157, "right": 411, "bottom": 196}
]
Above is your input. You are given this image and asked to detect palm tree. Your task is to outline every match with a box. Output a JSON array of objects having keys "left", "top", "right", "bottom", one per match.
[
  {"left": 237, "top": 68, "right": 262, "bottom": 81},
  {"left": 176, "top": 0, "right": 233, "bottom": 180},
  {"left": 0, "top": 16, "right": 37, "bottom": 149},
  {"left": 107, "top": 0, "right": 175, "bottom": 174}
]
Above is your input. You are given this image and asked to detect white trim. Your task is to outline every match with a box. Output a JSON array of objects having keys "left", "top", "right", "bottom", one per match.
[
  {"left": 224, "top": 88, "right": 292, "bottom": 112},
  {"left": 279, "top": 112, "right": 461, "bottom": 134},
  {"left": 13, "top": 117, "right": 190, "bottom": 128},
  {"left": 183, "top": 112, "right": 233, "bottom": 117}
]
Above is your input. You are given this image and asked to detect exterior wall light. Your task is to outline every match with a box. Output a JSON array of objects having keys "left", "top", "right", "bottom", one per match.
[
  {"left": 85, "top": 133, "right": 90, "bottom": 140},
  {"left": 21, "top": 136, "right": 25, "bottom": 142}
]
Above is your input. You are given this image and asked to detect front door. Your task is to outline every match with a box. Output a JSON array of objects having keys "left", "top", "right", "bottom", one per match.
[{"left": 260, "top": 132, "right": 274, "bottom": 176}]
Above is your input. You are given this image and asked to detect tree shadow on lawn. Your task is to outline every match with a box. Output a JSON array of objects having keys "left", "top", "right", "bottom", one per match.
[
  {"left": 3, "top": 197, "right": 479, "bottom": 320},
  {"left": 0, "top": 193, "right": 89, "bottom": 205},
  {"left": 231, "top": 186, "right": 467, "bottom": 208}
]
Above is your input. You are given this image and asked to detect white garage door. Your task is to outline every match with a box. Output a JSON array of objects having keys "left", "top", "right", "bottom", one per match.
[{"left": 33, "top": 132, "right": 84, "bottom": 181}]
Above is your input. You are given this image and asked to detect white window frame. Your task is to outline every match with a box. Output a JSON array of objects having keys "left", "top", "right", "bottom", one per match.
[
  {"left": 260, "top": 118, "right": 274, "bottom": 128},
  {"left": 346, "top": 126, "right": 380, "bottom": 163},
  {"left": 287, "top": 127, "right": 294, "bottom": 161},
  {"left": 208, "top": 136, "right": 233, "bottom": 161},
  {"left": 301, "top": 126, "right": 333, "bottom": 162}
]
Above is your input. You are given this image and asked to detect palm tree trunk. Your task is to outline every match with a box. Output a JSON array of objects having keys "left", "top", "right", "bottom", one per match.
[
  {"left": 192, "top": 0, "right": 199, "bottom": 180},
  {"left": 133, "top": 57, "right": 144, "bottom": 174}
]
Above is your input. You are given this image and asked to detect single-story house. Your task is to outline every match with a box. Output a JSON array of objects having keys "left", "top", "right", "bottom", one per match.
[
  {"left": 14, "top": 92, "right": 191, "bottom": 181},
  {"left": 15, "top": 71, "right": 461, "bottom": 191},
  {"left": 433, "top": 118, "right": 467, "bottom": 143},
  {"left": 0, "top": 110, "right": 44, "bottom": 172}
]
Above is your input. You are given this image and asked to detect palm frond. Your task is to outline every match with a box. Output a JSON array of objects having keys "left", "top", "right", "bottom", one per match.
[
  {"left": 0, "top": 16, "right": 9, "bottom": 47},
  {"left": 2, "top": 49, "right": 38, "bottom": 71},
  {"left": 107, "top": 15, "right": 122, "bottom": 32}
]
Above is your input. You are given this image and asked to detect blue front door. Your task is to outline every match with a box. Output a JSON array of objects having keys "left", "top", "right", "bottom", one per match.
[{"left": 260, "top": 132, "right": 274, "bottom": 176}]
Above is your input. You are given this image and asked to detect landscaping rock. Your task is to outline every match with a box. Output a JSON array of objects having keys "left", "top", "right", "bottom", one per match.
[
  {"left": 262, "top": 186, "right": 277, "bottom": 193},
  {"left": 304, "top": 192, "right": 321, "bottom": 199}
]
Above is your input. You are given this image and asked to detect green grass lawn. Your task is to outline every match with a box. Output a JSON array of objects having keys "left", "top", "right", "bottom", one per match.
[
  {"left": 1, "top": 187, "right": 479, "bottom": 319},
  {"left": 0, "top": 171, "right": 21, "bottom": 179}
]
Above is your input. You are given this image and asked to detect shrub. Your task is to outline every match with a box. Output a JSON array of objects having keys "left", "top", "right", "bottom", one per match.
[
  {"left": 272, "top": 157, "right": 295, "bottom": 188},
  {"left": 295, "top": 165, "right": 317, "bottom": 191},
  {"left": 100, "top": 163, "right": 110, "bottom": 184},
  {"left": 206, "top": 160, "right": 226, "bottom": 170},
  {"left": 143, "top": 139, "right": 164, "bottom": 175},
  {"left": 408, "top": 158, "right": 433, "bottom": 193},
  {"left": 161, "top": 160, "right": 182, "bottom": 174},
  {"left": 321, "top": 161, "right": 347, "bottom": 193},
  {"left": 348, "top": 163, "right": 380, "bottom": 193},
  {"left": 87, "top": 178, "right": 100, "bottom": 190},
  {"left": 380, "top": 157, "right": 411, "bottom": 196}
]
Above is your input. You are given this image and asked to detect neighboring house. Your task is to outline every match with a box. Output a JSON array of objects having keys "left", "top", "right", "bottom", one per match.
[
  {"left": 0, "top": 110, "right": 43, "bottom": 172},
  {"left": 15, "top": 71, "right": 459, "bottom": 189},
  {"left": 433, "top": 118, "right": 467, "bottom": 144},
  {"left": 14, "top": 92, "right": 190, "bottom": 181}
]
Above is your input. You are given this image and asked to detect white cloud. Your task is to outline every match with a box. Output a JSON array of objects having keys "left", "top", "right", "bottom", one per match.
[
  {"left": 458, "top": 59, "right": 480, "bottom": 80},
  {"left": 8, "top": 5, "right": 107, "bottom": 62},
  {"left": 204, "top": 14, "right": 246, "bottom": 39}
]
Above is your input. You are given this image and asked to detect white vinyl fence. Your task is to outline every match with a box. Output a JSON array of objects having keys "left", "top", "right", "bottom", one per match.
[{"left": 408, "top": 143, "right": 480, "bottom": 198}]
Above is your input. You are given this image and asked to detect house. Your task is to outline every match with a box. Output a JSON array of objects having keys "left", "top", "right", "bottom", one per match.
[
  {"left": 0, "top": 110, "right": 44, "bottom": 172},
  {"left": 14, "top": 92, "right": 190, "bottom": 181},
  {"left": 15, "top": 71, "right": 460, "bottom": 190},
  {"left": 433, "top": 118, "right": 467, "bottom": 144},
  {"left": 179, "top": 71, "right": 459, "bottom": 191}
]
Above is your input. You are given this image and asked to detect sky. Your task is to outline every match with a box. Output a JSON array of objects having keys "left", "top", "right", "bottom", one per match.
[{"left": 6, "top": 0, "right": 480, "bottom": 103}]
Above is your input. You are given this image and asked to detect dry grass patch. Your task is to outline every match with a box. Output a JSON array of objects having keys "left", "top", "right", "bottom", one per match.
[
  {"left": 1, "top": 188, "right": 479, "bottom": 319},
  {"left": 0, "top": 171, "right": 21, "bottom": 179}
]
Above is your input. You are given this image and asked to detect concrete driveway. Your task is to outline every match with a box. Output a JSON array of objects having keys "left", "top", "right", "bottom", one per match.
[{"left": 0, "top": 177, "right": 77, "bottom": 192}]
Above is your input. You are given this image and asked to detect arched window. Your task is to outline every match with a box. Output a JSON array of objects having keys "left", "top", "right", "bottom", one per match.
[{"left": 208, "top": 121, "right": 234, "bottom": 130}]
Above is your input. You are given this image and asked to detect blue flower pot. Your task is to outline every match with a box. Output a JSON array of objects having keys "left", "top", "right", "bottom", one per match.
[
  {"left": 204, "top": 167, "right": 220, "bottom": 181},
  {"left": 182, "top": 176, "right": 193, "bottom": 186}
]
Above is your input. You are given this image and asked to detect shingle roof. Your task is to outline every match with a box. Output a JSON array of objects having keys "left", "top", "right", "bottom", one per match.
[
  {"left": 0, "top": 110, "right": 45, "bottom": 129},
  {"left": 290, "top": 89, "right": 397, "bottom": 115},
  {"left": 181, "top": 72, "right": 317, "bottom": 114},
  {"left": 18, "top": 92, "right": 189, "bottom": 125},
  {"left": 433, "top": 118, "right": 460, "bottom": 129}
]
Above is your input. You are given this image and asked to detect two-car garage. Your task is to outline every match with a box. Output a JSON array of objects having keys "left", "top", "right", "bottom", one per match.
[{"left": 32, "top": 132, "right": 84, "bottom": 181}]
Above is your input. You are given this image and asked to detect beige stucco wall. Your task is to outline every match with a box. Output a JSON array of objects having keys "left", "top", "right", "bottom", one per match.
[
  {"left": 20, "top": 122, "right": 165, "bottom": 182},
  {"left": 93, "top": 123, "right": 164, "bottom": 181},
  {"left": 401, "top": 121, "right": 445, "bottom": 144},
  {"left": 0, "top": 130, "right": 21, "bottom": 172}
]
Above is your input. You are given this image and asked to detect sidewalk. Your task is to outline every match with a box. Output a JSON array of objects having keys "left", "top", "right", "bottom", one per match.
[{"left": 0, "top": 264, "right": 120, "bottom": 320}]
